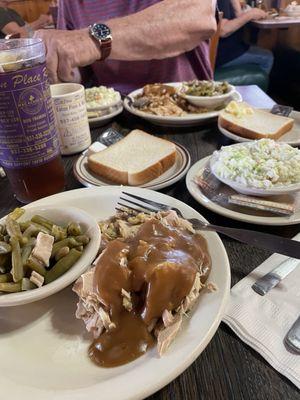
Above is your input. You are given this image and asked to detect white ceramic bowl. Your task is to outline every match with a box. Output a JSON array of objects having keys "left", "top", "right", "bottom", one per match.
[
  {"left": 210, "top": 148, "right": 300, "bottom": 197},
  {"left": 181, "top": 83, "right": 236, "bottom": 109},
  {"left": 0, "top": 206, "right": 101, "bottom": 307}
]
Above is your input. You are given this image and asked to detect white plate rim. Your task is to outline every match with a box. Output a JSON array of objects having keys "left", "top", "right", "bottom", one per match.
[
  {"left": 73, "top": 142, "right": 191, "bottom": 191},
  {"left": 88, "top": 104, "right": 123, "bottom": 123},
  {"left": 186, "top": 156, "right": 300, "bottom": 226},
  {"left": 124, "top": 83, "right": 242, "bottom": 124},
  {"left": 0, "top": 186, "right": 230, "bottom": 400}
]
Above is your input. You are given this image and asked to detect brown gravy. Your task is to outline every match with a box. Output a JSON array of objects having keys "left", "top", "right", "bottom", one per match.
[{"left": 91, "top": 219, "right": 211, "bottom": 367}]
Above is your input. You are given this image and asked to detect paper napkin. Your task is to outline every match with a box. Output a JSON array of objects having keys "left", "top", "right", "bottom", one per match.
[{"left": 223, "top": 233, "right": 300, "bottom": 389}]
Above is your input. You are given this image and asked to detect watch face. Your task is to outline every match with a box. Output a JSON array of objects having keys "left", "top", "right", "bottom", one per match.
[{"left": 92, "top": 23, "right": 111, "bottom": 40}]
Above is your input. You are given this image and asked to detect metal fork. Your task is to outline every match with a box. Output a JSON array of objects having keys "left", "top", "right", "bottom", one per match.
[{"left": 117, "top": 191, "right": 300, "bottom": 259}]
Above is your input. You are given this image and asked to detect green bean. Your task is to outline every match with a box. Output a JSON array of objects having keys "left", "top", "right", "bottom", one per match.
[
  {"left": 0, "top": 254, "right": 9, "bottom": 271},
  {"left": 45, "top": 249, "right": 82, "bottom": 284},
  {"left": 51, "top": 224, "right": 67, "bottom": 242},
  {"left": 0, "top": 224, "right": 5, "bottom": 235},
  {"left": 0, "top": 241, "right": 11, "bottom": 254},
  {"left": 3, "top": 235, "right": 10, "bottom": 243},
  {"left": 21, "top": 221, "right": 50, "bottom": 235},
  {"left": 0, "top": 273, "right": 12, "bottom": 283},
  {"left": 55, "top": 246, "right": 70, "bottom": 261},
  {"left": 74, "top": 235, "right": 90, "bottom": 245},
  {"left": 31, "top": 215, "right": 53, "bottom": 231},
  {"left": 21, "top": 245, "right": 33, "bottom": 266},
  {"left": 51, "top": 238, "right": 70, "bottom": 257},
  {"left": 76, "top": 245, "right": 83, "bottom": 252},
  {"left": 19, "top": 221, "right": 30, "bottom": 232},
  {"left": 6, "top": 217, "right": 22, "bottom": 242},
  {"left": 21, "top": 278, "right": 36, "bottom": 291},
  {"left": 30, "top": 222, "right": 51, "bottom": 235},
  {"left": 8, "top": 207, "right": 25, "bottom": 221},
  {"left": 26, "top": 257, "right": 46, "bottom": 276},
  {"left": 10, "top": 237, "right": 23, "bottom": 282},
  {"left": 67, "top": 222, "right": 82, "bottom": 236},
  {"left": 0, "top": 282, "right": 22, "bottom": 292},
  {"left": 23, "top": 224, "right": 39, "bottom": 239},
  {"left": 51, "top": 238, "right": 81, "bottom": 257}
]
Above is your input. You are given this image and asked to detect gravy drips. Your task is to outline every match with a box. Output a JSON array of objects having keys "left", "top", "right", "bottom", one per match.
[{"left": 91, "top": 219, "right": 211, "bottom": 367}]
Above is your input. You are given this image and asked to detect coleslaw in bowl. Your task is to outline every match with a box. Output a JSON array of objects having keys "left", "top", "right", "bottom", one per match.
[{"left": 210, "top": 139, "right": 300, "bottom": 196}]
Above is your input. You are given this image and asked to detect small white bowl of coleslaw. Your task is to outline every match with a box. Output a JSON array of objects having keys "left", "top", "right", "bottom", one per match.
[
  {"left": 210, "top": 139, "right": 300, "bottom": 196},
  {"left": 85, "top": 86, "right": 121, "bottom": 111}
]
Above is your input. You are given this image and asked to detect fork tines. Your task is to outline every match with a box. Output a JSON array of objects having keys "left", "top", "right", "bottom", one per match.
[{"left": 117, "top": 192, "right": 162, "bottom": 214}]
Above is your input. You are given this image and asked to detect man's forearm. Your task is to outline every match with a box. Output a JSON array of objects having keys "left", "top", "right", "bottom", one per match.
[
  {"left": 106, "top": 0, "right": 216, "bottom": 60},
  {"left": 220, "top": 12, "right": 251, "bottom": 37}
]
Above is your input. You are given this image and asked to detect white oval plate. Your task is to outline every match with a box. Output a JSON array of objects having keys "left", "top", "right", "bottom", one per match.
[
  {"left": 124, "top": 83, "right": 242, "bottom": 127},
  {"left": 186, "top": 156, "right": 300, "bottom": 226},
  {"left": 0, "top": 186, "right": 230, "bottom": 400},
  {"left": 218, "top": 110, "right": 300, "bottom": 146},
  {"left": 73, "top": 142, "right": 191, "bottom": 191},
  {"left": 88, "top": 104, "right": 123, "bottom": 127},
  {"left": 210, "top": 144, "right": 300, "bottom": 196},
  {"left": 0, "top": 206, "right": 101, "bottom": 307}
]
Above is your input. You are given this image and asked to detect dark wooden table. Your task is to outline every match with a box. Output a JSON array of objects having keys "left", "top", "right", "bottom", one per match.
[{"left": 0, "top": 89, "right": 299, "bottom": 400}]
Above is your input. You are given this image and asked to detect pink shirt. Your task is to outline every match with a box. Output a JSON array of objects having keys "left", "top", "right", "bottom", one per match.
[{"left": 58, "top": 0, "right": 212, "bottom": 94}]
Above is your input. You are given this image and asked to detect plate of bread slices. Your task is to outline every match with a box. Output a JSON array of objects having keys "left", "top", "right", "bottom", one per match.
[
  {"left": 218, "top": 101, "right": 300, "bottom": 146},
  {"left": 73, "top": 130, "right": 191, "bottom": 190}
]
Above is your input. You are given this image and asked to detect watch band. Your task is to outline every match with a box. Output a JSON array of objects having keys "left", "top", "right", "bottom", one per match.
[{"left": 100, "top": 39, "right": 112, "bottom": 61}]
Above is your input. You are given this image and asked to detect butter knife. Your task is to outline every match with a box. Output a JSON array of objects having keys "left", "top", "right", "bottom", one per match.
[
  {"left": 285, "top": 315, "right": 300, "bottom": 353},
  {"left": 252, "top": 257, "right": 300, "bottom": 296}
]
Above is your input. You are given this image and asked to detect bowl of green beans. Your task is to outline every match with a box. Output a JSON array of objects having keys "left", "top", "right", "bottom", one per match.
[
  {"left": 180, "top": 80, "right": 236, "bottom": 109},
  {"left": 0, "top": 206, "right": 101, "bottom": 306}
]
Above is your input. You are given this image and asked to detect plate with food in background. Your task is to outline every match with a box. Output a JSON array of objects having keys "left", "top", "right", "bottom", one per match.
[
  {"left": 124, "top": 82, "right": 242, "bottom": 127},
  {"left": 73, "top": 130, "right": 191, "bottom": 190},
  {"left": 0, "top": 186, "right": 230, "bottom": 400},
  {"left": 218, "top": 101, "right": 300, "bottom": 146},
  {"left": 85, "top": 86, "right": 123, "bottom": 127}
]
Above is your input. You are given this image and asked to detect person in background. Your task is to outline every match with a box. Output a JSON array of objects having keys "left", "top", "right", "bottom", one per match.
[
  {"left": 216, "top": 0, "right": 274, "bottom": 74},
  {"left": 34, "top": 0, "right": 217, "bottom": 94},
  {"left": 0, "top": 0, "right": 52, "bottom": 39}
]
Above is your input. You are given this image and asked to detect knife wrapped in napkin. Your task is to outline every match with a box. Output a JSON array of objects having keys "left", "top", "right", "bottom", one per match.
[{"left": 73, "top": 210, "right": 214, "bottom": 367}]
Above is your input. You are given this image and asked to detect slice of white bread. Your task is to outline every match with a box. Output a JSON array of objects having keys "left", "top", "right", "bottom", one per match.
[
  {"left": 219, "top": 101, "right": 294, "bottom": 140},
  {"left": 88, "top": 130, "right": 177, "bottom": 185}
]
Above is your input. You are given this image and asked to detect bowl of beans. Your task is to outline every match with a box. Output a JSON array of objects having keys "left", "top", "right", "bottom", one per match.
[{"left": 0, "top": 206, "right": 101, "bottom": 306}]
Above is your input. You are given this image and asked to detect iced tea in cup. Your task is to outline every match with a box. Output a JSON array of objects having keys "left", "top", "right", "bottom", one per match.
[{"left": 0, "top": 39, "right": 65, "bottom": 203}]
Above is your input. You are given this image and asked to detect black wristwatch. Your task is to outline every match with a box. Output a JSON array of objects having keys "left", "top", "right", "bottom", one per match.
[{"left": 89, "top": 23, "right": 112, "bottom": 61}]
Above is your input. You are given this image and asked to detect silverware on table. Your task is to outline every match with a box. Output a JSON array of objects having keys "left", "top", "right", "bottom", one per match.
[
  {"left": 116, "top": 191, "right": 300, "bottom": 259},
  {"left": 96, "top": 127, "right": 124, "bottom": 146},
  {"left": 285, "top": 315, "right": 300, "bottom": 354},
  {"left": 81, "top": 127, "right": 124, "bottom": 156},
  {"left": 252, "top": 257, "right": 300, "bottom": 295},
  {"left": 270, "top": 104, "right": 293, "bottom": 117},
  {"left": 194, "top": 167, "right": 295, "bottom": 217}
]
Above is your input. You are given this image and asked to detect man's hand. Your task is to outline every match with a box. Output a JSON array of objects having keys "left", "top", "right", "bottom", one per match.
[
  {"left": 34, "top": 29, "right": 101, "bottom": 83},
  {"left": 248, "top": 8, "right": 268, "bottom": 20}
]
